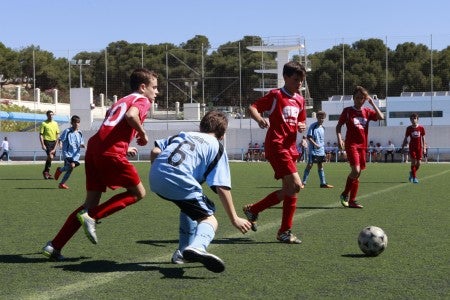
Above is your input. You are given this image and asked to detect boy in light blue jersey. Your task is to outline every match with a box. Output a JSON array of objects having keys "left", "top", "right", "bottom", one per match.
[
  {"left": 149, "top": 110, "right": 251, "bottom": 273},
  {"left": 302, "top": 111, "right": 333, "bottom": 188},
  {"left": 54, "top": 115, "right": 85, "bottom": 189}
]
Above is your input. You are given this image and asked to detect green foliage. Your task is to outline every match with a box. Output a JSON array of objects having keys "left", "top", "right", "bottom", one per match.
[
  {"left": 0, "top": 103, "right": 41, "bottom": 131},
  {"left": 0, "top": 162, "right": 449, "bottom": 298},
  {"left": 1, "top": 37, "right": 449, "bottom": 110}
]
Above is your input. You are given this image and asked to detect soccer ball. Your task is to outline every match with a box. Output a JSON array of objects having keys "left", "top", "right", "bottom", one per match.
[{"left": 358, "top": 226, "right": 388, "bottom": 256}]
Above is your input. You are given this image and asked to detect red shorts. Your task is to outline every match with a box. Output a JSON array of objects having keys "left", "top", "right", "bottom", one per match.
[
  {"left": 346, "top": 144, "right": 367, "bottom": 170},
  {"left": 85, "top": 150, "right": 141, "bottom": 192},
  {"left": 409, "top": 149, "right": 423, "bottom": 160},
  {"left": 267, "top": 150, "right": 298, "bottom": 180}
]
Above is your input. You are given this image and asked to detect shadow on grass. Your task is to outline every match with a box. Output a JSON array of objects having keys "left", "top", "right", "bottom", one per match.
[
  {"left": 0, "top": 178, "right": 41, "bottom": 180},
  {"left": 0, "top": 253, "right": 85, "bottom": 263},
  {"left": 136, "top": 239, "right": 178, "bottom": 247},
  {"left": 341, "top": 253, "right": 371, "bottom": 258},
  {"left": 269, "top": 206, "right": 341, "bottom": 210},
  {"left": 137, "top": 237, "right": 269, "bottom": 246},
  {"left": 16, "top": 187, "right": 58, "bottom": 190},
  {"left": 54, "top": 260, "right": 212, "bottom": 279},
  {"left": 359, "top": 180, "right": 407, "bottom": 184}
]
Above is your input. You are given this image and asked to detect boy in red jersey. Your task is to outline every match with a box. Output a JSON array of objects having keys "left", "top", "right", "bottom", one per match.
[
  {"left": 243, "top": 61, "right": 307, "bottom": 244},
  {"left": 42, "top": 68, "right": 158, "bottom": 260},
  {"left": 336, "top": 86, "right": 384, "bottom": 208},
  {"left": 401, "top": 113, "right": 426, "bottom": 184}
]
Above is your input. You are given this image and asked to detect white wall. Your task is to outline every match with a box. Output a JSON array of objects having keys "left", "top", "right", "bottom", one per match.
[{"left": 2, "top": 119, "right": 449, "bottom": 160}]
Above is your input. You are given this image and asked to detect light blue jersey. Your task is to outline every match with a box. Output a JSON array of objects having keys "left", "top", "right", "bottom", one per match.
[
  {"left": 59, "top": 128, "right": 84, "bottom": 161},
  {"left": 150, "top": 131, "right": 230, "bottom": 201},
  {"left": 307, "top": 121, "right": 325, "bottom": 156}
]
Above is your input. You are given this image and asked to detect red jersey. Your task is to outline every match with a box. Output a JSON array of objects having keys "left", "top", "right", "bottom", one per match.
[
  {"left": 251, "top": 87, "right": 306, "bottom": 159},
  {"left": 88, "top": 93, "right": 151, "bottom": 155},
  {"left": 405, "top": 124, "right": 425, "bottom": 152},
  {"left": 337, "top": 106, "right": 379, "bottom": 147}
]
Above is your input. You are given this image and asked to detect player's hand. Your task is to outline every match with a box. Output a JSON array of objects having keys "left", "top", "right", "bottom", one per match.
[
  {"left": 258, "top": 118, "right": 268, "bottom": 129},
  {"left": 127, "top": 147, "right": 138, "bottom": 157},
  {"left": 233, "top": 217, "right": 252, "bottom": 234},
  {"left": 298, "top": 122, "right": 306, "bottom": 133},
  {"left": 136, "top": 132, "right": 148, "bottom": 146}
]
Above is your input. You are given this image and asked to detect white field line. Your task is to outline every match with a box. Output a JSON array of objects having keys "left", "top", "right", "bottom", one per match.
[{"left": 21, "top": 170, "right": 449, "bottom": 300}]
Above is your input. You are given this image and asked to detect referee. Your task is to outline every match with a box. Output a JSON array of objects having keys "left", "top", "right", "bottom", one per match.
[{"left": 39, "top": 110, "right": 60, "bottom": 179}]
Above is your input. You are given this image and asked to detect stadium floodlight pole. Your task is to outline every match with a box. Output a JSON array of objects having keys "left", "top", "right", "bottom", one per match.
[
  {"left": 184, "top": 81, "right": 198, "bottom": 103},
  {"left": 70, "top": 59, "right": 91, "bottom": 88}
]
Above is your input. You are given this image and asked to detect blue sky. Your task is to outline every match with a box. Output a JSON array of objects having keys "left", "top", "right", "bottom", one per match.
[{"left": 1, "top": 0, "right": 449, "bottom": 58}]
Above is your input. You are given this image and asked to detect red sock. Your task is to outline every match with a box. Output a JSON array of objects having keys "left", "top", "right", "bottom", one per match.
[
  {"left": 250, "top": 191, "right": 282, "bottom": 213},
  {"left": 279, "top": 195, "right": 297, "bottom": 233},
  {"left": 52, "top": 205, "right": 84, "bottom": 250},
  {"left": 349, "top": 178, "right": 359, "bottom": 202},
  {"left": 90, "top": 192, "right": 138, "bottom": 220},
  {"left": 343, "top": 176, "right": 354, "bottom": 196},
  {"left": 411, "top": 166, "right": 417, "bottom": 178}
]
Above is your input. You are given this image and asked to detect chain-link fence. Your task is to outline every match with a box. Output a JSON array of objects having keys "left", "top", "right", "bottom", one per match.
[{"left": 1, "top": 34, "right": 449, "bottom": 118}]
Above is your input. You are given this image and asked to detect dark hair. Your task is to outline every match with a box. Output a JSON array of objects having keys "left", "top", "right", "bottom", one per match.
[
  {"left": 316, "top": 111, "right": 326, "bottom": 118},
  {"left": 71, "top": 115, "right": 80, "bottom": 123},
  {"left": 353, "top": 86, "right": 369, "bottom": 99},
  {"left": 129, "top": 68, "right": 158, "bottom": 91},
  {"left": 283, "top": 61, "right": 306, "bottom": 79},
  {"left": 200, "top": 110, "right": 228, "bottom": 139},
  {"left": 46, "top": 110, "right": 54, "bottom": 116},
  {"left": 410, "top": 113, "right": 419, "bottom": 119}
]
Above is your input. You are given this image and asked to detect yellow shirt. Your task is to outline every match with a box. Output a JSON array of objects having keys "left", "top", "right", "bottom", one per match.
[{"left": 40, "top": 120, "right": 60, "bottom": 141}]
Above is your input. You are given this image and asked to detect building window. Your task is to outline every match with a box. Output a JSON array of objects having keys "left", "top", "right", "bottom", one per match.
[{"left": 389, "top": 111, "right": 443, "bottom": 118}]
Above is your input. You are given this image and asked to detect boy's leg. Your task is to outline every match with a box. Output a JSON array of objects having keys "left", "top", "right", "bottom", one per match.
[
  {"left": 89, "top": 191, "right": 138, "bottom": 220},
  {"left": 51, "top": 205, "right": 85, "bottom": 250},
  {"left": 248, "top": 190, "right": 282, "bottom": 213},
  {"left": 279, "top": 194, "right": 297, "bottom": 233},
  {"left": 318, "top": 167, "right": 326, "bottom": 185},
  {"left": 178, "top": 212, "right": 197, "bottom": 252},
  {"left": 60, "top": 168, "right": 72, "bottom": 184},
  {"left": 183, "top": 217, "right": 225, "bottom": 273},
  {"left": 302, "top": 166, "right": 311, "bottom": 184}
]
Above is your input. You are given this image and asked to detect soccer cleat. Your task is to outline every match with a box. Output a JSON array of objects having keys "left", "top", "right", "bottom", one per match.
[
  {"left": 43, "top": 171, "right": 50, "bottom": 180},
  {"left": 320, "top": 183, "right": 334, "bottom": 188},
  {"left": 409, "top": 171, "right": 413, "bottom": 183},
  {"left": 58, "top": 183, "right": 69, "bottom": 189},
  {"left": 171, "top": 249, "right": 190, "bottom": 264},
  {"left": 182, "top": 246, "right": 225, "bottom": 273},
  {"left": 277, "top": 230, "right": 302, "bottom": 244},
  {"left": 47, "top": 173, "right": 54, "bottom": 180},
  {"left": 54, "top": 167, "right": 62, "bottom": 180},
  {"left": 42, "top": 241, "right": 65, "bottom": 261},
  {"left": 243, "top": 204, "right": 258, "bottom": 231},
  {"left": 348, "top": 201, "right": 363, "bottom": 208},
  {"left": 412, "top": 178, "right": 419, "bottom": 184},
  {"left": 340, "top": 194, "right": 349, "bottom": 207},
  {"left": 77, "top": 210, "right": 98, "bottom": 244}
]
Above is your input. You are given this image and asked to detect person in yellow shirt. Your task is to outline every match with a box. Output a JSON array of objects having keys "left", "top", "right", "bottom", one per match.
[{"left": 39, "top": 110, "right": 60, "bottom": 179}]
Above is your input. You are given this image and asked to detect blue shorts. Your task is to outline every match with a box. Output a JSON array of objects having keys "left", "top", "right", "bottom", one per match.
[
  {"left": 158, "top": 194, "right": 216, "bottom": 221},
  {"left": 64, "top": 157, "right": 80, "bottom": 167}
]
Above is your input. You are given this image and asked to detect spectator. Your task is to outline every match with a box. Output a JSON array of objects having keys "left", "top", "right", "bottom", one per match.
[
  {"left": 375, "top": 142, "right": 383, "bottom": 162},
  {"left": 402, "top": 141, "right": 409, "bottom": 163},
  {"left": 367, "top": 140, "right": 376, "bottom": 163},
  {"left": 0, "top": 137, "right": 11, "bottom": 161},
  {"left": 423, "top": 142, "right": 429, "bottom": 163},
  {"left": 384, "top": 140, "right": 395, "bottom": 162},
  {"left": 325, "top": 141, "right": 333, "bottom": 163}
]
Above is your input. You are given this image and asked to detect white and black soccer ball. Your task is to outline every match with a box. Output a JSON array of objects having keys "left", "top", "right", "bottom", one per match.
[{"left": 358, "top": 226, "right": 388, "bottom": 256}]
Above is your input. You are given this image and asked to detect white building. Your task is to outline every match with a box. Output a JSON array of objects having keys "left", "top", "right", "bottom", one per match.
[{"left": 321, "top": 91, "right": 450, "bottom": 127}]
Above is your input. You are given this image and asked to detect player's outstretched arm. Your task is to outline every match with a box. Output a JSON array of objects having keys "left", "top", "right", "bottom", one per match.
[{"left": 215, "top": 186, "right": 252, "bottom": 234}]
